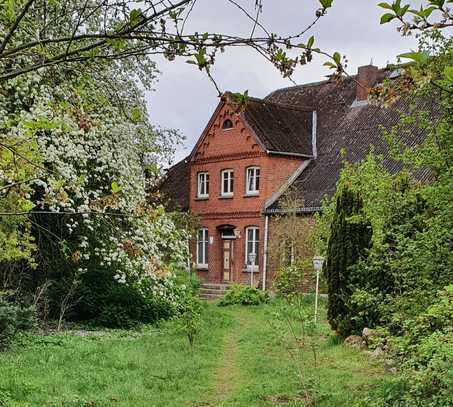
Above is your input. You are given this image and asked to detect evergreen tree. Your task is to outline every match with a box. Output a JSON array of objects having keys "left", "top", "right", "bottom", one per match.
[{"left": 325, "top": 184, "right": 372, "bottom": 335}]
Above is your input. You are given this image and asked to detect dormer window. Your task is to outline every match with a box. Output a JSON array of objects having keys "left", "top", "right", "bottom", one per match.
[{"left": 222, "top": 119, "right": 233, "bottom": 130}]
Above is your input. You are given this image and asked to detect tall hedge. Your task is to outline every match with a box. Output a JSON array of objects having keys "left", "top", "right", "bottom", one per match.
[{"left": 325, "top": 184, "right": 372, "bottom": 336}]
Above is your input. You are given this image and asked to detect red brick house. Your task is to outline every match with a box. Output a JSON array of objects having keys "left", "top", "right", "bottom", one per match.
[{"left": 161, "top": 64, "right": 429, "bottom": 289}]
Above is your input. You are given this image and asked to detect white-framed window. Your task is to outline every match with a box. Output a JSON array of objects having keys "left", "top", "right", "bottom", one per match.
[
  {"left": 196, "top": 228, "right": 209, "bottom": 268},
  {"left": 221, "top": 169, "right": 234, "bottom": 196},
  {"left": 245, "top": 227, "right": 259, "bottom": 269},
  {"left": 246, "top": 166, "right": 260, "bottom": 195},
  {"left": 197, "top": 172, "right": 209, "bottom": 198}
]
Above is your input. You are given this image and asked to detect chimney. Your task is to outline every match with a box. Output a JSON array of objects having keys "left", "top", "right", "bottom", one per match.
[
  {"left": 356, "top": 64, "right": 378, "bottom": 101},
  {"left": 312, "top": 111, "right": 317, "bottom": 158}
]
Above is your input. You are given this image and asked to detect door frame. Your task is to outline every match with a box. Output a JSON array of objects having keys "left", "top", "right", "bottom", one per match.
[{"left": 221, "top": 238, "right": 234, "bottom": 282}]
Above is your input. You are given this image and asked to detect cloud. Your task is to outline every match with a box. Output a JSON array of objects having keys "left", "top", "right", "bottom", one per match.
[{"left": 145, "top": 0, "right": 419, "bottom": 164}]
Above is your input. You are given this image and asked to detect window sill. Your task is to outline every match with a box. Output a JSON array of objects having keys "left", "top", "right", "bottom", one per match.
[
  {"left": 243, "top": 193, "right": 259, "bottom": 198},
  {"left": 195, "top": 196, "right": 209, "bottom": 201},
  {"left": 196, "top": 266, "right": 209, "bottom": 271},
  {"left": 219, "top": 195, "right": 234, "bottom": 199}
]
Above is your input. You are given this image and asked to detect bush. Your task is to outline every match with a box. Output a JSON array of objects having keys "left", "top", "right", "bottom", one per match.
[
  {"left": 219, "top": 284, "right": 269, "bottom": 306},
  {"left": 355, "top": 286, "right": 453, "bottom": 407},
  {"left": 273, "top": 261, "right": 317, "bottom": 297},
  {"left": 173, "top": 291, "right": 203, "bottom": 347},
  {"left": 66, "top": 266, "right": 177, "bottom": 328},
  {"left": 0, "top": 298, "right": 36, "bottom": 350},
  {"left": 324, "top": 185, "right": 372, "bottom": 336},
  {"left": 172, "top": 268, "right": 202, "bottom": 295}
]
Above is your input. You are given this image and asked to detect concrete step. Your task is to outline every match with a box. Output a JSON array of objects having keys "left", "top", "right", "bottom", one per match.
[
  {"left": 199, "top": 283, "right": 232, "bottom": 300},
  {"left": 199, "top": 288, "right": 228, "bottom": 295},
  {"left": 200, "top": 283, "right": 231, "bottom": 290}
]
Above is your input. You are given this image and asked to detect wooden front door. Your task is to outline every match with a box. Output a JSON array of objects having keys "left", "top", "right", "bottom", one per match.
[{"left": 222, "top": 240, "right": 233, "bottom": 282}]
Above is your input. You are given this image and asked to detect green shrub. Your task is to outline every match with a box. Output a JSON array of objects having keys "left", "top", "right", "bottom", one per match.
[
  {"left": 172, "top": 268, "right": 202, "bottom": 295},
  {"left": 273, "top": 261, "right": 317, "bottom": 297},
  {"left": 218, "top": 284, "right": 269, "bottom": 306},
  {"left": 70, "top": 267, "right": 174, "bottom": 328},
  {"left": 324, "top": 184, "right": 372, "bottom": 336},
  {"left": 355, "top": 335, "right": 453, "bottom": 407},
  {"left": 0, "top": 299, "right": 36, "bottom": 350},
  {"left": 355, "top": 286, "right": 453, "bottom": 407},
  {"left": 173, "top": 291, "right": 203, "bottom": 347}
]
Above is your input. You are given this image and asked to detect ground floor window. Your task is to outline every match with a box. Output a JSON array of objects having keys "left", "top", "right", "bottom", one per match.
[
  {"left": 197, "top": 228, "right": 208, "bottom": 267},
  {"left": 245, "top": 227, "right": 259, "bottom": 269}
]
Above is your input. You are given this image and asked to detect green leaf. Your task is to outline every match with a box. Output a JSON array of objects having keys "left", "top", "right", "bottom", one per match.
[
  {"left": 22, "top": 201, "right": 35, "bottom": 212},
  {"left": 398, "top": 51, "right": 429, "bottom": 64},
  {"left": 131, "top": 106, "right": 142, "bottom": 123},
  {"left": 443, "top": 66, "right": 453, "bottom": 82},
  {"left": 380, "top": 13, "right": 396, "bottom": 24},
  {"left": 4, "top": 0, "right": 16, "bottom": 22},
  {"left": 393, "top": 0, "right": 402, "bottom": 12},
  {"left": 307, "top": 36, "right": 315, "bottom": 49},
  {"left": 319, "top": 0, "right": 333, "bottom": 8},
  {"left": 332, "top": 52, "right": 341, "bottom": 65},
  {"left": 323, "top": 61, "right": 337, "bottom": 69},
  {"left": 111, "top": 181, "right": 121, "bottom": 194},
  {"left": 429, "top": 0, "right": 445, "bottom": 8},
  {"left": 129, "top": 9, "right": 142, "bottom": 26},
  {"left": 398, "top": 4, "right": 410, "bottom": 16},
  {"left": 107, "top": 38, "right": 127, "bottom": 51},
  {"left": 378, "top": 2, "right": 393, "bottom": 10},
  {"left": 420, "top": 6, "right": 437, "bottom": 18}
]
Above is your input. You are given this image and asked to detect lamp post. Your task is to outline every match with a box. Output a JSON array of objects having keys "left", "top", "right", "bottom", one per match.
[
  {"left": 248, "top": 253, "right": 256, "bottom": 287},
  {"left": 312, "top": 255, "right": 325, "bottom": 323}
]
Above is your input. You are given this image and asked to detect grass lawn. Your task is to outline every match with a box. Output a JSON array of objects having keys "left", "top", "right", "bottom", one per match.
[{"left": 0, "top": 299, "right": 389, "bottom": 406}]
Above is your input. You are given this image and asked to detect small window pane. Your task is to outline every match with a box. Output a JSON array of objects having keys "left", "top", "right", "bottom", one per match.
[
  {"left": 197, "top": 241, "right": 203, "bottom": 264},
  {"left": 245, "top": 227, "right": 259, "bottom": 266},
  {"left": 222, "top": 170, "right": 233, "bottom": 195},
  {"left": 198, "top": 173, "right": 209, "bottom": 197},
  {"left": 197, "top": 229, "right": 208, "bottom": 265},
  {"left": 222, "top": 119, "right": 233, "bottom": 129},
  {"left": 246, "top": 167, "right": 259, "bottom": 193}
]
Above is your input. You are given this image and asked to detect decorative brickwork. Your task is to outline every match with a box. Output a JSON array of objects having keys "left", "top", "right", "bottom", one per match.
[{"left": 189, "top": 103, "right": 306, "bottom": 285}]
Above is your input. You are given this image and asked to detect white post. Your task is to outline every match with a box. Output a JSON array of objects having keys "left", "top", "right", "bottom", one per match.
[
  {"left": 312, "top": 256, "right": 325, "bottom": 324},
  {"left": 314, "top": 269, "right": 320, "bottom": 323},
  {"left": 262, "top": 215, "right": 269, "bottom": 291},
  {"left": 249, "top": 253, "right": 256, "bottom": 287}
]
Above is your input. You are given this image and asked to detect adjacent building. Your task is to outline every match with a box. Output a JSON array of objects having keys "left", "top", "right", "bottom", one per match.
[{"left": 161, "top": 64, "right": 429, "bottom": 289}]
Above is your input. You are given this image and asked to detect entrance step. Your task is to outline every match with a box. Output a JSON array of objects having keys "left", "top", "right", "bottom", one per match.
[{"left": 199, "top": 283, "right": 231, "bottom": 300}]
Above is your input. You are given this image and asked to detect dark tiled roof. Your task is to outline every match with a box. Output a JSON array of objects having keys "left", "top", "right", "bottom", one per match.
[
  {"left": 159, "top": 156, "right": 190, "bottom": 211},
  {"left": 242, "top": 97, "right": 314, "bottom": 156},
  {"left": 265, "top": 74, "right": 432, "bottom": 213}
]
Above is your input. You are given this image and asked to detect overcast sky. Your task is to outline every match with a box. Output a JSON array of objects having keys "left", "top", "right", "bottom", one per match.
[{"left": 145, "top": 0, "right": 420, "bottom": 164}]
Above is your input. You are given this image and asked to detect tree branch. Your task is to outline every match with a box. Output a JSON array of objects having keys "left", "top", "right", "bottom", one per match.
[{"left": 0, "top": 0, "right": 36, "bottom": 54}]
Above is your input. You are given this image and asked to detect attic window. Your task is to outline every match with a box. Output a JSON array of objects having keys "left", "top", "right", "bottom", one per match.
[{"left": 222, "top": 119, "right": 233, "bottom": 130}]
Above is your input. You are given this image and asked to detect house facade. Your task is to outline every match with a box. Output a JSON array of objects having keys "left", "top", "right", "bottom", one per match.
[{"left": 161, "top": 64, "right": 429, "bottom": 289}]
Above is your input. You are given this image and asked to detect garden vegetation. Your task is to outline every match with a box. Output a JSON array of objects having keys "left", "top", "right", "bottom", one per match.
[{"left": 318, "top": 19, "right": 453, "bottom": 407}]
